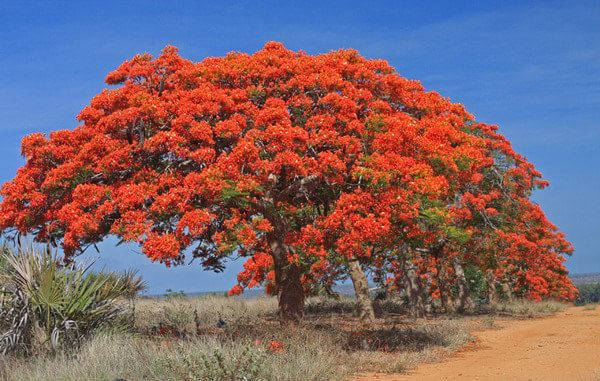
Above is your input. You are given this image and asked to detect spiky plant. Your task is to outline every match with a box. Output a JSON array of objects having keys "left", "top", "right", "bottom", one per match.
[
  {"left": 87, "top": 268, "right": 147, "bottom": 326},
  {"left": 88, "top": 269, "right": 147, "bottom": 301},
  {"left": 0, "top": 245, "right": 145, "bottom": 356}
]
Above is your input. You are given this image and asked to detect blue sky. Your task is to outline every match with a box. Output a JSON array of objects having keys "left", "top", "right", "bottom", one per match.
[{"left": 0, "top": 1, "right": 598, "bottom": 294}]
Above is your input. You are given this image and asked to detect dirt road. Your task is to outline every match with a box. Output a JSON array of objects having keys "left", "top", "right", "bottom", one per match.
[{"left": 356, "top": 306, "right": 600, "bottom": 381}]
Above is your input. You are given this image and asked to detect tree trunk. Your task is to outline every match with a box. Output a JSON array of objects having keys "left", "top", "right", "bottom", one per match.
[
  {"left": 348, "top": 259, "right": 375, "bottom": 322},
  {"left": 501, "top": 282, "right": 514, "bottom": 302},
  {"left": 486, "top": 270, "right": 498, "bottom": 307},
  {"left": 437, "top": 265, "right": 455, "bottom": 314},
  {"left": 277, "top": 263, "right": 304, "bottom": 322},
  {"left": 323, "top": 283, "right": 340, "bottom": 299},
  {"left": 270, "top": 237, "right": 304, "bottom": 323},
  {"left": 453, "top": 259, "right": 475, "bottom": 313},
  {"left": 402, "top": 259, "right": 426, "bottom": 318}
]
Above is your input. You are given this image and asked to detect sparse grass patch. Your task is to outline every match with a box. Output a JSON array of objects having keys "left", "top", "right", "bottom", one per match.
[
  {"left": 345, "top": 320, "right": 470, "bottom": 352},
  {"left": 487, "top": 299, "right": 567, "bottom": 318},
  {"left": 481, "top": 316, "right": 497, "bottom": 329},
  {"left": 304, "top": 295, "right": 407, "bottom": 317},
  {"left": 135, "top": 295, "right": 278, "bottom": 336}
]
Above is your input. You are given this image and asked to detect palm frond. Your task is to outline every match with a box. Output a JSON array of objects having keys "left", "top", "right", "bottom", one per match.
[{"left": 0, "top": 245, "right": 145, "bottom": 356}]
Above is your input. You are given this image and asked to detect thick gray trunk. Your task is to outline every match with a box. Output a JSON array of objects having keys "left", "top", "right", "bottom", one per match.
[
  {"left": 453, "top": 259, "right": 475, "bottom": 313},
  {"left": 348, "top": 259, "right": 375, "bottom": 322},
  {"left": 270, "top": 237, "right": 304, "bottom": 323},
  {"left": 438, "top": 265, "right": 455, "bottom": 314},
  {"left": 501, "top": 282, "right": 514, "bottom": 302},
  {"left": 402, "top": 259, "right": 426, "bottom": 318},
  {"left": 323, "top": 283, "right": 340, "bottom": 299},
  {"left": 486, "top": 270, "right": 498, "bottom": 307}
]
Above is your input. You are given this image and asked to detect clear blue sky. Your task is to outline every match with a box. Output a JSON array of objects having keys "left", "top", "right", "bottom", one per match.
[{"left": 1, "top": 1, "right": 598, "bottom": 294}]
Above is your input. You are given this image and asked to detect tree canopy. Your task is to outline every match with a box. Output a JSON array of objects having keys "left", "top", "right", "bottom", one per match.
[{"left": 0, "top": 42, "right": 576, "bottom": 321}]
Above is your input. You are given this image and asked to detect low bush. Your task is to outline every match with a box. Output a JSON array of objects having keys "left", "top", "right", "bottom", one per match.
[{"left": 575, "top": 283, "right": 600, "bottom": 305}]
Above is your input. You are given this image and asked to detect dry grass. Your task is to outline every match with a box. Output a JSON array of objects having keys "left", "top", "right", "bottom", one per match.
[
  {"left": 134, "top": 294, "right": 279, "bottom": 336},
  {"left": 0, "top": 296, "right": 565, "bottom": 381},
  {"left": 3, "top": 332, "right": 350, "bottom": 381},
  {"left": 486, "top": 299, "right": 567, "bottom": 318}
]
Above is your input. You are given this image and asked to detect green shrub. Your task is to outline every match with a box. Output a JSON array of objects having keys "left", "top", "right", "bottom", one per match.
[
  {"left": 153, "top": 341, "right": 269, "bottom": 381},
  {"left": 463, "top": 265, "right": 488, "bottom": 306},
  {"left": 87, "top": 269, "right": 147, "bottom": 301},
  {"left": 575, "top": 283, "right": 600, "bottom": 305}
]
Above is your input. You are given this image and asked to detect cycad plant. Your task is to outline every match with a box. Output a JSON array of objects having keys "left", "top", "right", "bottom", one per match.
[{"left": 0, "top": 245, "right": 145, "bottom": 356}]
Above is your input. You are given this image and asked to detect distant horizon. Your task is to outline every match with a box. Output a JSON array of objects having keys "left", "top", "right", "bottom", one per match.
[{"left": 143, "top": 273, "right": 600, "bottom": 297}]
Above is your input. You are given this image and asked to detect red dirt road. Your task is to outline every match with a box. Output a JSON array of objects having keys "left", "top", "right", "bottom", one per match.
[{"left": 355, "top": 306, "right": 600, "bottom": 381}]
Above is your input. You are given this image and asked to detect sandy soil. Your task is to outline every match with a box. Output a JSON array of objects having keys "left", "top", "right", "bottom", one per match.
[{"left": 353, "top": 306, "right": 600, "bottom": 381}]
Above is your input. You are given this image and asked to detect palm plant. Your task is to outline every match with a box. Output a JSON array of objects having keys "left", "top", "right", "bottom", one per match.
[{"left": 0, "top": 245, "right": 145, "bottom": 356}]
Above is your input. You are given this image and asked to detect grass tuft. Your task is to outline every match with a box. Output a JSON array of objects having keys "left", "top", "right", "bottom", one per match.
[{"left": 487, "top": 299, "right": 567, "bottom": 318}]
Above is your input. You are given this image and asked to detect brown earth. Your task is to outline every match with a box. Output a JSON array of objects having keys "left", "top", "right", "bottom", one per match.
[{"left": 353, "top": 306, "right": 600, "bottom": 381}]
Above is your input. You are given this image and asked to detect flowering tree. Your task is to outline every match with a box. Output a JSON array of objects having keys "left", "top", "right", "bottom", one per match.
[
  {"left": 380, "top": 121, "right": 577, "bottom": 312},
  {"left": 0, "top": 42, "right": 576, "bottom": 322}
]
